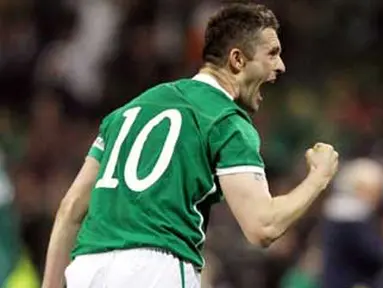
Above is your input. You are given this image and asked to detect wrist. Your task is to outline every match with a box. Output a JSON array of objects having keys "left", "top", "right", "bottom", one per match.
[{"left": 306, "top": 169, "right": 330, "bottom": 191}]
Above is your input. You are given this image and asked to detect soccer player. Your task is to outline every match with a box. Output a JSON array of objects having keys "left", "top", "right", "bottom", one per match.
[{"left": 42, "top": 3, "right": 339, "bottom": 288}]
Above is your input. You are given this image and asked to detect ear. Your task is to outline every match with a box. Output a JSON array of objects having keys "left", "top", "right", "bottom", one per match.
[{"left": 228, "top": 48, "right": 246, "bottom": 73}]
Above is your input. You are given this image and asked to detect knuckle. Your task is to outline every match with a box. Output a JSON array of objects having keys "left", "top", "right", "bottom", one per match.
[{"left": 324, "top": 144, "right": 332, "bottom": 149}]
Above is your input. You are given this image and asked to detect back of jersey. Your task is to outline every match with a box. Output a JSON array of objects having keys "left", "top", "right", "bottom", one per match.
[{"left": 73, "top": 78, "right": 264, "bottom": 268}]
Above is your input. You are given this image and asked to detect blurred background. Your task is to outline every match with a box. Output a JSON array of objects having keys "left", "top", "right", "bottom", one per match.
[{"left": 1, "top": 0, "right": 383, "bottom": 287}]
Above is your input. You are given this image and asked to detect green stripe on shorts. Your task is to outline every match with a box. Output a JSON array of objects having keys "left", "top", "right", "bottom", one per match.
[{"left": 179, "top": 260, "right": 185, "bottom": 288}]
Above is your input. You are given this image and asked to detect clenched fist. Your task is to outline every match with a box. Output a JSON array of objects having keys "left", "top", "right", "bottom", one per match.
[{"left": 306, "top": 143, "right": 339, "bottom": 186}]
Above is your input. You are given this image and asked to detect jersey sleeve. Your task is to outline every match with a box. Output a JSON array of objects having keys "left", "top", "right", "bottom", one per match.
[
  {"left": 87, "top": 118, "right": 109, "bottom": 163},
  {"left": 209, "top": 114, "right": 265, "bottom": 176}
]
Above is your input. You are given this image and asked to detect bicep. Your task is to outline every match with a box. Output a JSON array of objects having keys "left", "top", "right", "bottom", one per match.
[
  {"left": 60, "top": 156, "right": 100, "bottom": 223},
  {"left": 219, "top": 172, "right": 272, "bottom": 243}
]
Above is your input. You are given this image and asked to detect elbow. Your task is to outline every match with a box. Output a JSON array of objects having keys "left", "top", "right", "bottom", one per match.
[
  {"left": 245, "top": 225, "right": 282, "bottom": 248},
  {"left": 56, "top": 196, "right": 84, "bottom": 224},
  {"left": 56, "top": 198, "right": 74, "bottom": 222}
]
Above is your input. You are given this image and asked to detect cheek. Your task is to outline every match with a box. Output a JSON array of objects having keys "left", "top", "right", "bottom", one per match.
[
  {"left": 262, "top": 59, "right": 273, "bottom": 71},
  {"left": 244, "top": 63, "right": 262, "bottom": 81}
]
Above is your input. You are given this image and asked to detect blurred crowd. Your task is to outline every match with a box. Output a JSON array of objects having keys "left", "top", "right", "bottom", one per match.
[{"left": 1, "top": 0, "right": 383, "bottom": 287}]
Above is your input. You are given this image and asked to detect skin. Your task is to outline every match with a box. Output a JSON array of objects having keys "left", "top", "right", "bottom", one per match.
[
  {"left": 200, "top": 27, "right": 285, "bottom": 113},
  {"left": 42, "top": 27, "right": 338, "bottom": 288}
]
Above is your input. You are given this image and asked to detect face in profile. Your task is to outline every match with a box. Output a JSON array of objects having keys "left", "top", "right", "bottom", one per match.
[{"left": 234, "top": 28, "right": 285, "bottom": 113}]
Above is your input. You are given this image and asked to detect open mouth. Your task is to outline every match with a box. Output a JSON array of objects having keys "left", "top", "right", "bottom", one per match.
[
  {"left": 257, "top": 78, "right": 277, "bottom": 102},
  {"left": 264, "top": 77, "right": 277, "bottom": 85},
  {"left": 261, "top": 78, "right": 274, "bottom": 92}
]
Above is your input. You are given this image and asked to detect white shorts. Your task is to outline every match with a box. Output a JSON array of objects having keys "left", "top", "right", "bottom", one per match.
[{"left": 64, "top": 248, "right": 201, "bottom": 288}]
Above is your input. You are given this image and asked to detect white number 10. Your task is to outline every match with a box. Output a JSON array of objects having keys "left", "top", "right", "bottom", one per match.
[{"left": 96, "top": 107, "right": 182, "bottom": 192}]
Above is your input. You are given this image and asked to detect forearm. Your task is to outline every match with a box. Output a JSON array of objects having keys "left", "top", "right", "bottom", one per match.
[
  {"left": 263, "top": 172, "right": 327, "bottom": 241},
  {"left": 42, "top": 210, "right": 81, "bottom": 288},
  {"left": 221, "top": 143, "right": 338, "bottom": 247}
]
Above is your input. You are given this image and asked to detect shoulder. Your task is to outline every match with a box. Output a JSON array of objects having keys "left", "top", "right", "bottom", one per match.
[
  {"left": 101, "top": 106, "right": 123, "bottom": 126},
  {"left": 213, "top": 111, "right": 259, "bottom": 136}
]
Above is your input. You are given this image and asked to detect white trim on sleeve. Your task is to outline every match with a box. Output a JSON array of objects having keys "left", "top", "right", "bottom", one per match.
[
  {"left": 92, "top": 136, "right": 105, "bottom": 151},
  {"left": 216, "top": 165, "right": 265, "bottom": 176}
]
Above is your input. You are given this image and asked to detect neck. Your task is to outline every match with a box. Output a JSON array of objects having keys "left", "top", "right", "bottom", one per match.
[{"left": 199, "top": 63, "right": 239, "bottom": 100}]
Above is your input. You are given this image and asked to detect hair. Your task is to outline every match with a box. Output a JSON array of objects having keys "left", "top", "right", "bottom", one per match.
[{"left": 202, "top": 2, "right": 279, "bottom": 66}]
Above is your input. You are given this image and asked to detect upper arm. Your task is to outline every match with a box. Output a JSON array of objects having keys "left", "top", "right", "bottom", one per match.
[
  {"left": 61, "top": 116, "right": 110, "bottom": 221},
  {"left": 219, "top": 172, "right": 272, "bottom": 245},
  {"left": 209, "top": 115, "right": 272, "bottom": 244},
  {"left": 60, "top": 156, "right": 100, "bottom": 223},
  {"left": 87, "top": 116, "right": 110, "bottom": 163},
  {"left": 209, "top": 115, "right": 265, "bottom": 176}
]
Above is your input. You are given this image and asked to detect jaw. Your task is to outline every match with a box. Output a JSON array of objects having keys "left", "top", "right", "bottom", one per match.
[
  {"left": 253, "top": 77, "right": 276, "bottom": 109},
  {"left": 251, "top": 84, "right": 263, "bottom": 111},
  {"left": 252, "top": 96, "right": 261, "bottom": 112},
  {"left": 234, "top": 92, "right": 260, "bottom": 116}
]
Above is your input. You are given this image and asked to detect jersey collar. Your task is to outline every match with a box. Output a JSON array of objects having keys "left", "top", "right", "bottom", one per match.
[{"left": 192, "top": 73, "right": 234, "bottom": 101}]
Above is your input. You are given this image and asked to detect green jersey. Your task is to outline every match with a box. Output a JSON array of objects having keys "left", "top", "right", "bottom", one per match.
[{"left": 72, "top": 74, "right": 265, "bottom": 268}]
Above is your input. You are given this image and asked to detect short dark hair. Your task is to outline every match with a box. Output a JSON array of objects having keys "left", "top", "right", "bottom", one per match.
[{"left": 202, "top": 2, "right": 279, "bottom": 66}]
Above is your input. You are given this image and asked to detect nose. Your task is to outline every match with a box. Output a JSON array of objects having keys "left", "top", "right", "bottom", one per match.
[{"left": 275, "top": 56, "right": 286, "bottom": 75}]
